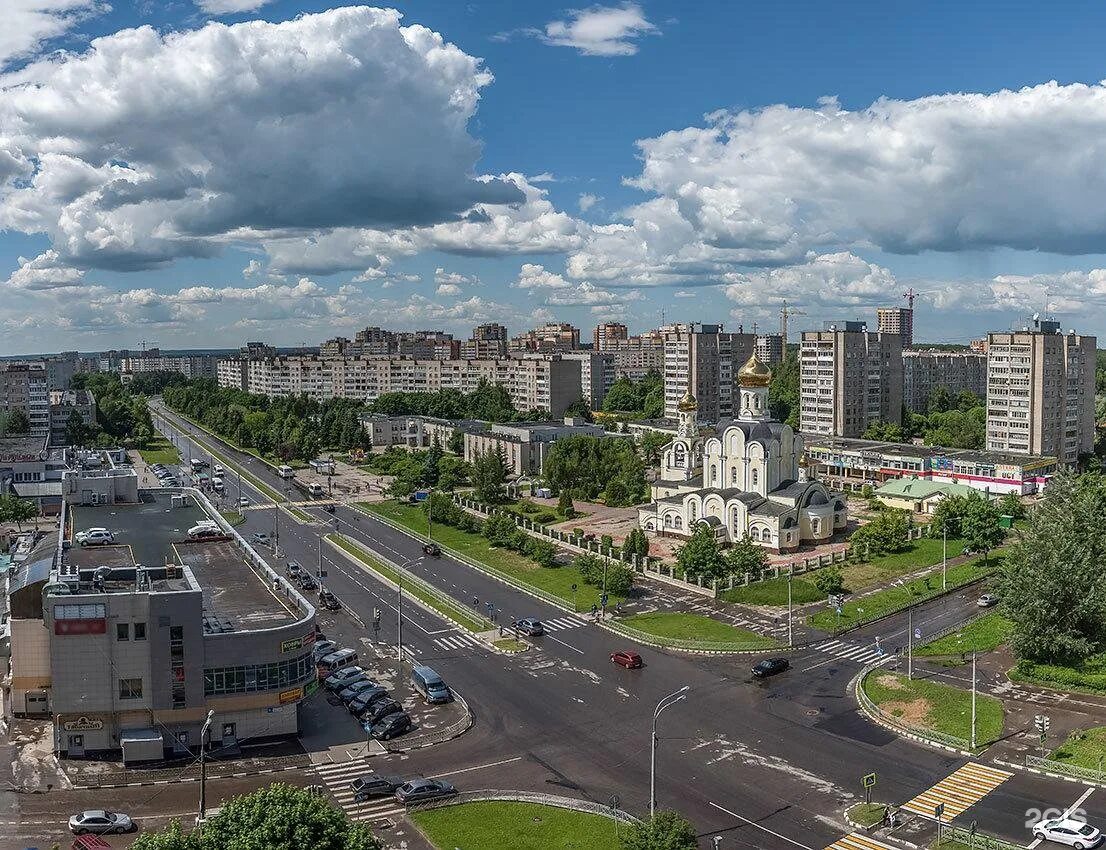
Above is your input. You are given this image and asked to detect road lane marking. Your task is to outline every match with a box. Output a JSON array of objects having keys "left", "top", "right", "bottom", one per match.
[
  {"left": 432, "top": 755, "right": 523, "bottom": 778},
  {"left": 900, "top": 762, "right": 1012, "bottom": 820},
  {"left": 824, "top": 833, "right": 899, "bottom": 850},
  {"left": 544, "top": 633, "right": 585, "bottom": 655},
  {"left": 708, "top": 801, "right": 814, "bottom": 849},
  {"left": 1063, "top": 786, "right": 1095, "bottom": 817}
]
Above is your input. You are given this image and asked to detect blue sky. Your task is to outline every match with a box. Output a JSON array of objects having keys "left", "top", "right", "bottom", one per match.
[{"left": 4, "top": 1, "right": 1106, "bottom": 353}]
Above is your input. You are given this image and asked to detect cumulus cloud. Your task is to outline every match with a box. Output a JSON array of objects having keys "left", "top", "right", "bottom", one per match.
[
  {"left": 578, "top": 193, "right": 600, "bottom": 212},
  {"left": 1, "top": 1, "right": 108, "bottom": 70},
  {"left": 194, "top": 0, "right": 273, "bottom": 14},
  {"left": 513, "top": 263, "right": 574, "bottom": 290},
  {"left": 434, "top": 268, "right": 480, "bottom": 288},
  {"left": 724, "top": 252, "right": 898, "bottom": 312},
  {"left": 4, "top": 249, "right": 85, "bottom": 290},
  {"left": 436, "top": 284, "right": 462, "bottom": 296},
  {"left": 0, "top": 7, "right": 523, "bottom": 271},
  {"left": 534, "top": 3, "right": 658, "bottom": 56}
]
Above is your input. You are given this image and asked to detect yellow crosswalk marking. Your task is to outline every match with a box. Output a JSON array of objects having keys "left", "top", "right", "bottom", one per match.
[
  {"left": 825, "top": 833, "right": 899, "bottom": 850},
  {"left": 900, "top": 762, "right": 1012, "bottom": 820}
]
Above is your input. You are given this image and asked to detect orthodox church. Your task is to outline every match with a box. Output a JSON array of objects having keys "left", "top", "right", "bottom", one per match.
[{"left": 637, "top": 354, "right": 847, "bottom": 552}]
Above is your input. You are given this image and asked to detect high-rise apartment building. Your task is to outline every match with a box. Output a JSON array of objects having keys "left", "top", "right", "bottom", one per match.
[
  {"left": 353, "top": 326, "right": 394, "bottom": 355},
  {"left": 755, "top": 334, "right": 785, "bottom": 367},
  {"left": 593, "top": 322, "right": 629, "bottom": 352},
  {"left": 799, "top": 321, "right": 903, "bottom": 437},
  {"left": 0, "top": 362, "right": 49, "bottom": 438},
  {"left": 461, "top": 324, "right": 508, "bottom": 359},
  {"left": 662, "top": 323, "right": 755, "bottom": 422},
  {"left": 877, "top": 307, "right": 914, "bottom": 349},
  {"left": 902, "top": 350, "right": 987, "bottom": 412},
  {"left": 560, "top": 351, "right": 616, "bottom": 410},
  {"left": 120, "top": 353, "right": 219, "bottom": 379},
  {"left": 509, "top": 322, "right": 580, "bottom": 353},
  {"left": 985, "top": 319, "right": 1095, "bottom": 465}
]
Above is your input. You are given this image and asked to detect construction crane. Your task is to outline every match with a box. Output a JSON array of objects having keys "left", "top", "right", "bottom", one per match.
[
  {"left": 779, "top": 302, "right": 806, "bottom": 345},
  {"left": 903, "top": 288, "right": 917, "bottom": 310}
]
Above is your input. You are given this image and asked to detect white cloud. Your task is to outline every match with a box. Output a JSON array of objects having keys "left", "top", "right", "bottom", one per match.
[
  {"left": 3, "top": 249, "right": 85, "bottom": 290},
  {"left": 540, "top": 3, "right": 658, "bottom": 56},
  {"left": 194, "top": 0, "right": 273, "bottom": 14},
  {"left": 436, "top": 283, "right": 462, "bottom": 296},
  {"left": 513, "top": 263, "right": 573, "bottom": 290},
  {"left": 724, "top": 252, "right": 898, "bottom": 313},
  {"left": 543, "top": 280, "right": 642, "bottom": 307},
  {"left": 242, "top": 259, "right": 263, "bottom": 278},
  {"left": 0, "top": 8, "right": 522, "bottom": 271},
  {"left": 434, "top": 268, "right": 480, "bottom": 288},
  {"left": 578, "top": 193, "right": 600, "bottom": 212},
  {"left": 0, "top": 1, "right": 108, "bottom": 70}
]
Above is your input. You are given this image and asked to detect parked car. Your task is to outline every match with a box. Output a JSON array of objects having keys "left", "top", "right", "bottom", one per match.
[
  {"left": 610, "top": 650, "right": 643, "bottom": 669},
  {"left": 312, "top": 640, "right": 337, "bottom": 660},
  {"left": 213, "top": 464, "right": 224, "bottom": 476},
  {"left": 514, "top": 617, "right": 544, "bottom": 637},
  {"left": 298, "top": 574, "right": 318, "bottom": 591},
  {"left": 977, "top": 593, "right": 999, "bottom": 607},
  {"left": 75, "top": 529, "right": 114, "bottom": 546},
  {"left": 323, "top": 666, "right": 366, "bottom": 691},
  {"left": 394, "top": 778, "right": 456, "bottom": 804},
  {"left": 359, "top": 697, "right": 402, "bottom": 726},
  {"left": 319, "top": 590, "right": 341, "bottom": 610},
  {"left": 349, "top": 687, "right": 391, "bottom": 715},
  {"left": 752, "top": 658, "right": 790, "bottom": 678},
  {"left": 411, "top": 665, "right": 451, "bottom": 703},
  {"left": 286, "top": 560, "right": 304, "bottom": 577},
  {"left": 1032, "top": 816, "right": 1102, "bottom": 848},
  {"left": 186, "top": 525, "right": 221, "bottom": 540},
  {"left": 369, "top": 711, "right": 412, "bottom": 740},
  {"left": 338, "top": 678, "right": 381, "bottom": 702},
  {"left": 238, "top": 497, "right": 250, "bottom": 507},
  {"left": 323, "top": 503, "right": 336, "bottom": 513},
  {"left": 68, "top": 811, "right": 133, "bottom": 835},
  {"left": 252, "top": 532, "right": 270, "bottom": 545},
  {"left": 422, "top": 542, "right": 441, "bottom": 557},
  {"left": 349, "top": 773, "right": 405, "bottom": 803}
]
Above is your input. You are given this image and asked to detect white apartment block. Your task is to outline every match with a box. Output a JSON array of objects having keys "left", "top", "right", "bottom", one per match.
[
  {"left": 985, "top": 320, "right": 1095, "bottom": 465},
  {"left": 902, "top": 349, "right": 987, "bottom": 412},
  {"left": 755, "top": 334, "right": 785, "bottom": 367},
  {"left": 662, "top": 323, "right": 755, "bottom": 423},
  {"left": 800, "top": 322, "right": 903, "bottom": 437},
  {"left": 216, "top": 355, "right": 582, "bottom": 417},
  {"left": 120, "top": 354, "right": 219, "bottom": 379},
  {"left": 0, "top": 362, "right": 49, "bottom": 439},
  {"left": 559, "top": 351, "right": 615, "bottom": 410}
]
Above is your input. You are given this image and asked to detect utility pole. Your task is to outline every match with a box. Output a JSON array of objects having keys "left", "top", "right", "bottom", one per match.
[
  {"left": 907, "top": 606, "right": 913, "bottom": 680},
  {"left": 787, "top": 572, "right": 793, "bottom": 647},
  {"left": 970, "top": 651, "right": 977, "bottom": 749},
  {"left": 197, "top": 709, "right": 215, "bottom": 826},
  {"left": 650, "top": 686, "right": 689, "bottom": 819},
  {"left": 942, "top": 525, "right": 947, "bottom": 590}
]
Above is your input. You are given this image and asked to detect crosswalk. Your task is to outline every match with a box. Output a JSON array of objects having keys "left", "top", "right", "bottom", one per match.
[
  {"left": 815, "top": 639, "right": 892, "bottom": 666},
  {"left": 824, "top": 833, "right": 898, "bottom": 850},
  {"left": 542, "top": 614, "right": 590, "bottom": 632},
  {"left": 432, "top": 633, "right": 484, "bottom": 651},
  {"left": 900, "top": 762, "right": 1012, "bottom": 820},
  {"left": 311, "top": 759, "right": 406, "bottom": 825}
]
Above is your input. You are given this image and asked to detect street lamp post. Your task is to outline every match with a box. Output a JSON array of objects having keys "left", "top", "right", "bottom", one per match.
[
  {"left": 970, "top": 651, "right": 977, "bottom": 749},
  {"left": 198, "top": 709, "right": 215, "bottom": 825},
  {"left": 650, "top": 686, "right": 689, "bottom": 819},
  {"left": 787, "top": 572, "right": 793, "bottom": 647},
  {"left": 942, "top": 525, "right": 947, "bottom": 591}
]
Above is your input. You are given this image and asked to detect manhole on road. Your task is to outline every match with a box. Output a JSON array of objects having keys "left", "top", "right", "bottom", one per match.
[{"left": 805, "top": 708, "right": 821, "bottom": 716}]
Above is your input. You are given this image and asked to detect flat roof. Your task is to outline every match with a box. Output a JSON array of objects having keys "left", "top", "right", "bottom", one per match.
[
  {"left": 801, "top": 434, "right": 1055, "bottom": 467},
  {"left": 0, "top": 435, "right": 48, "bottom": 461},
  {"left": 72, "top": 490, "right": 208, "bottom": 567},
  {"left": 175, "top": 539, "right": 295, "bottom": 630}
]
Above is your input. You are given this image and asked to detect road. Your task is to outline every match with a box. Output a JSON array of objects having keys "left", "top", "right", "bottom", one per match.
[{"left": 123, "top": 400, "right": 1106, "bottom": 850}]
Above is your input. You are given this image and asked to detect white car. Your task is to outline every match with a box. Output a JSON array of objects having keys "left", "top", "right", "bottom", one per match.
[
  {"left": 252, "top": 532, "right": 270, "bottom": 545},
  {"left": 213, "top": 464, "right": 225, "bottom": 476},
  {"left": 69, "top": 810, "right": 133, "bottom": 835},
  {"left": 211, "top": 477, "right": 224, "bottom": 490},
  {"left": 1033, "top": 817, "right": 1103, "bottom": 848},
  {"left": 238, "top": 497, "right": 250, "bottom": 507},
  {"left": 75, "top": 529, "right": 114, "bottom": 546},
  {"left": 977, "top": 593, "right": 999, "bottom": 607}
]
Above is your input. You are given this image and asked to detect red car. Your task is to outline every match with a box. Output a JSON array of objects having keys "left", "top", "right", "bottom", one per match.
[{"left": 610, "top": 650, "right": 643, "bottom": 669}]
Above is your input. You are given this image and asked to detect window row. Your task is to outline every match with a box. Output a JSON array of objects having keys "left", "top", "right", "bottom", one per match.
[{"left": 203, "top": 653, "right": 314, "bottom": 696}]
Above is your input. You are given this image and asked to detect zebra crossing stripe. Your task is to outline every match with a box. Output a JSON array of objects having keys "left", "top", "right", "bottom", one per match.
[
  {"left": 311, "top": 761, "right": 405, "bottom": 824},
  {"left": 900, "top": 762, "right": 1012, "bottom": 819},
  {"left": 543, "top": 615, "right": 589, "bottom": 631},
  {"left": 824, "top": 833, "right": 899, "bottom": 850}
]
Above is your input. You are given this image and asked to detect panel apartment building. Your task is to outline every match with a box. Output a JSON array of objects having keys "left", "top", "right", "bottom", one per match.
[
  {"left": 662, "top": 323, "right": 756, "bottom": 423},
  {"left": 217, "top": 354, "right": 583, "bottom": 417},
  {"left": 902, "top": 349, "right": 988, "bottom": 412},
  {"left": 877, "top": 306, "right": 914, "bottom": 349},
  {"left": 800, "top": 321, "right": 903, "bottom": 437},
  {"left": 985, "top": 319, "right": 1095, "bottom": 465},
  {"left": 0, "top": 361, "right": 49, "bottom": 439}
]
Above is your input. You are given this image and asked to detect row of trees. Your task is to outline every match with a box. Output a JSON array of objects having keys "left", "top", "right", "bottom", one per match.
[
  {"left": 70, "top": 372, "right": 156, "bottom": 447},
  {"left": 863, "top": 388, "right": 985, "bottom": 449},
  {"left": 366, "top": 444, "right": 471, "bottom": 497},
  {"left": 676, "top": 525, "right": 769, "bottom": 582},
  {"left": 544, "top": 435, "right": 649, "bottom": 506},
  {"left": 367, "top": 381, "right": 540, "bottom": 422},
  {"left": 602, "top": 372, "right": 663, "bottom": 418}
]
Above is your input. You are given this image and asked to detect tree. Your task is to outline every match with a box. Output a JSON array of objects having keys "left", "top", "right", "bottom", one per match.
[
  {"left": 621, "top": 811, "right": 698, "bottom": 850},
  {"left": 849, "top": 510, "right": 909, "bottom": 560},
  {"left": 564, "top": 397, "right": 594, "bottom": 421},
  {"left": 998, "top": 492, "right": 1026, "bottom": 521},
  {"left": 927, "top": 385, "right": 953, "bottom": 414},
  {"left": 575, "top": 553, "right": 634, "bottom": 596},
  {"left": 724, "top": 534, "right": 768, "bottom": 578},
  {"left": 65, "top": 408, "right": 91, "bottom": 445},
  {"left": 622, "top": 527, "right": 650, "bottom": 560},
  {"left": 545, "top": 435, "right": 647, "bottom": 505},
  {"left": 131, "top": 783, "right": 381, "bottom": 850},
  {"left": 4, "top": 409, "right": 29, "bottom": 434},
  {"left": 558, "top": 490, "right": 576, "bottom": 519},
  {"left": 813, "top": 564, "right": 845, "bottom": 595},
  {"left": 997, "top": 472, "right": 1106, "bottom": 665},
  {"left": 447, "top": 428, "right": 464, "bottom": 455},
  {"left": 471, "top": 447, "right": 508, "bottom": 503},
  {"left": 959, "top": 492, "right": 1004, "bottom": 564},
  {"left": 676, "top": 525, "right": 725, "bottom": 579},
  {"left": 0, "top": 495, "right": 37, "bottom": 530},
  {"left": 639, "top": 431, "right": 671, "bottom": 466},
  {"left": 603, "top": 378, "right": 642, "bottom": 413},
  {"left": 767, "top": 352, "right": 800, "bottom": 428}
]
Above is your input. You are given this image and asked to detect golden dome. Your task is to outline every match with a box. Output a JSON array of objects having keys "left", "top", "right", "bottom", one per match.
[
  {"left": 738, "top": 353, "right": 772, "bottom": 387},
  {"left": 677, "top": 387, "right": 698, "bottom": 412}
]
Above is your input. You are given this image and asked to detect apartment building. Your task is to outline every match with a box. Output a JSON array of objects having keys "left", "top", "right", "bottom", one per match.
[
  {"left": 662, "top": 323, "right": 755, "bottom": 422},
  {"left": 217, "top": 354, "right": 582, "bottom": 416},
  {"left": 755, "top": 334, "right": 785, "bottom": 367},
  {"left": 394, "top": 331, "right": 458, "bottom": 360},
  {"left": 877, "top": 307, "right": 914, "bottom": 349},
  {"left": 464, "top": 419, "right": 606, "bottom": 476},
  {"left": 985, "top": 319, "right": 1095, "bottom": 465},
  {"left": 353, "top": 326, "right": 393, "bottom": 355},
  {"left": 48, "top": 390, "right": 97, "bottom": 446},
  {"left": 902, "top": 349, "right": 987, "bottom": 412},
  {"left": 594, "top": 322, "right": 629, "bottom": 351},
  {"left": 461, "top": 323, "right": 508, "bottom": 359},
  {"left": 559, "top": 351, "right": 616, "bottom": 410},
  {"left": 509, "top": 322, "right": 580, "bottom": 353},
  {"left": 120, "top": 353, "right": 219, "bottom": 379},
  {"left": 0, "top": 361, "right": 49, "bottom": 439},
  {"left": 320, "top": 336, "right": 359, "bottom": 357},
  {"left": 799, "top": 321, "right": 903, "bottom": 437}
]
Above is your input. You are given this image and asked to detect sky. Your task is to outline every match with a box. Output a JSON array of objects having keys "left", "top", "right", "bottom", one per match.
[{"left": 5, "top": 2, "right": 1106, "bottom": 354}]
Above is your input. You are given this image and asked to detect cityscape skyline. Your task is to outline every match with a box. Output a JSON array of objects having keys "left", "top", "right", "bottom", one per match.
[{"left": 6, "top": 3, "right": 1106, "bottom": 352}]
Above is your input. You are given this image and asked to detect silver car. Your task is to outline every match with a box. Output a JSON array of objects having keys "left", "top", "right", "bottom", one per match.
[{"left": 69, "top": 810, "right": 133, "bottom": 834}]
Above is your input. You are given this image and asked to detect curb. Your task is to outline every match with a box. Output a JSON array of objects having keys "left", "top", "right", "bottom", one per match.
[
  {"left": 840, "top": 807, "right": 922, "bottom": 850},
  {"left": 69, "top": 759, "right": 312, "bottom": 790},
  {"left": 993, "top": 756, "right": 1106, "bottom": 789}
]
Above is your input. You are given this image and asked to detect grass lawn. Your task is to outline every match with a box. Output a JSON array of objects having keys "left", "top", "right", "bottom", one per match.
[
  {"left": 218, "top": 510, "right": 245, "bottom": 526},
  {"left": 287, "top": 506, "right": 314, "bottom": 523},
  {"left": 915, "top": 613, "right": 1012, "bottom": 658},
  {"left": 499, "top": 498, "right": 585, "bottom": 525},
  {"left": 412, "top": 801, "right": 621, "bottom": 850},
  {"left": 809, "top": 554, "right": 1003, "bottom": 632},
  {"left": 846, "top": 803, "right": 888, "bottom": 828},
  {"left": 841, "top": 536, "right": 967, "bottom": 590},
  {"left": 139, "top": 435, "right": 180, "bottom": 467},
  {"left": 618, "top": 612, "right": 778, "bottom": 647},
  {"left": 328, "top": 534, "right": 489, "bottom": 633},
  {"left": 1011, "top": 652, "right": 1106, "bottom": 695},
  {"left": 718, "top": 574, "right": 823, "bottom": 606},
  {"left": 862, "top": 671, "right": 1003, "bottom": 745},
  {"left": 358, "top": 501, "right": 622, "bottom": 610},
  {"left": 1050, "top": 727, "right": 1106, "bottom": 772},
  {"left": 493, "top": 638, "right": 528, "bottom": 652}
]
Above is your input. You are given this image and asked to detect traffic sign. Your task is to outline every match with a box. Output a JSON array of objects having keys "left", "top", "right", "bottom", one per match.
[
  {"left": 914, "top": 627, "right": 921, "bottom": 640},
  {"left": 862, "top": 773, "right": 876, "bottom": 788},
  {"left": 934, "top": 803, "right": 945, "bottom": 819}
]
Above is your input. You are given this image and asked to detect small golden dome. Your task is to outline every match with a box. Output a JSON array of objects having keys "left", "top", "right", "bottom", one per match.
[
  {"left": 677, "top": 387, "right": 698, "bottom": 412},
  {"left": 738, "top": 353, "right": 772, "bottom": 387}
]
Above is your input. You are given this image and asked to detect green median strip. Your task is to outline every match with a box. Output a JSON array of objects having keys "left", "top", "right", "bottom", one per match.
[
  {"left": 326, "top": 533, "right": 490, "bottom": 633},
  {"left": 287, "top": 506, "right": 314, "bottom": 523},
  {"left": 617, "top": 612, "right": 778, "bottom": 649},
  {"left": 915, "top": 613, "right": 1012, "bottom": 657},
  {"left": 862, "top": 669, "right": 1004, "bottom": 745},
  {"left": 411, "top": 800, "right": 621, "bottom": 850}
]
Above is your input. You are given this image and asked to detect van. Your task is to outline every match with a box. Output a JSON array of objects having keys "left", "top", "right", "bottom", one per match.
[
  {"left": 317, "top": 648, "right": 359, "bottom": 678},
  {"left": 278, "top": 464, "right": 295, "bottom": 479},
  {"left": 411, "top": 665, "right": 451, "bottom": 704},
  {"left": 308, "top": 483, "right": 325, "bottom": 499}
]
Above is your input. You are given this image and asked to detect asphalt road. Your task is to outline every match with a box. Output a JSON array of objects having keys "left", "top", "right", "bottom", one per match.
[{"left": 139, "top": 401, "right": 1106, "bottom": 850}]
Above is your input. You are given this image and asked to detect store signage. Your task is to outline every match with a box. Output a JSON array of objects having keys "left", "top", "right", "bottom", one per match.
[
  {"left": 62, "top": 716, "right": 104, "bottom": 731},
  {"left": 54, "top": 618, "right": 106, "bottom": 636},
  {"left": 278, "top": 687, "right": 303, "bottom": 705}
]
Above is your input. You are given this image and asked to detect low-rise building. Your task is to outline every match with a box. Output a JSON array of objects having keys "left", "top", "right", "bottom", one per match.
[
  {"left": 48, "top": 389, "right": 96, "bottom": 446},
  {"left": 463, "top": 419, "right": 607, "bottom": 476},
  {"left": 873, "top": 479, "right": 979, "bottom": 513}
]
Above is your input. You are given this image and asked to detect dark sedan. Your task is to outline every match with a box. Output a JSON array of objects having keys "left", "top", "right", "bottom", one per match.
[
  {"left": 348, "top": 687, "right": 391, "bottom": 715},
  {"left": 369, "top": 711, "right": 412, "bottom": 740},
  {"left": 358, "top": 697, "right": 402, "bottom": 726},
  {"left": 394, "top": 778, "right": 456, "bottom": 804},
  {"left": 349, "top": 773, "right": 405, "bottom": 803},
  {"left": 752, "top": 658, "right": 790, "bottom": 678}
]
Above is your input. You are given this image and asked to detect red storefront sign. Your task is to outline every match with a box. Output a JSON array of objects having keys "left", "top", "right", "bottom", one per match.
[{"left": 54, "top": 619, "right": 107, "bottom": 636}]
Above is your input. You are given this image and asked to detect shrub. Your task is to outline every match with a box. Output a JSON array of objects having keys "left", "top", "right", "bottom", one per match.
[
  {"left": 601, "top": 534, "right": 614, "bottom": 550},
  {"left": 535, "top": 511, "right": 557, "bottom": 524},
  {"left": 530, "top": 539, "right": 557, "bottom": 568}
]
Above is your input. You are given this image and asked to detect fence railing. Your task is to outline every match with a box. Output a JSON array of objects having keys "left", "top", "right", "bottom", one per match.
[
  {"left": 855, "top": 662, "right": 973, "bottom": 752},
  {"left": 601, "top": 615, "right": 787, "bottom": 653},
  {"left": 1025, "top": 753, "right": 1106, "bottom": 784},
  {"left": 395, "top": 691, "right": 473, "bottom": 751},
  {"left": 936, "top": 825, "right": 1024, "bottom": 849},
  {"left": 404, "top": 788, "right": 639, "bottom": 824},
  {"left": 916, "top": 612, "right": 988, "bottom": 649}
]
